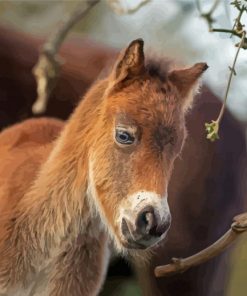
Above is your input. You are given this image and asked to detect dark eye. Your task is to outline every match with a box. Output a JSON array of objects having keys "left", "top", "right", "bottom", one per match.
[{"left": 115, "top": 130, "right": 135, "bottom": 145}]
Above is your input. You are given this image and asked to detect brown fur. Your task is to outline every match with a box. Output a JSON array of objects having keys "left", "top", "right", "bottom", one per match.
[
  {"left": 1, "top": 27, "right": 246, "bottom": 296},
  {"left": 0, "top": 38, "right": 207, "bottom": 295}
]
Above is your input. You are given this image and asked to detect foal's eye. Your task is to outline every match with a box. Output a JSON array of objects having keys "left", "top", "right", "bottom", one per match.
[{"left": 115, "top": 130, "right": 135, "bottom": 145}]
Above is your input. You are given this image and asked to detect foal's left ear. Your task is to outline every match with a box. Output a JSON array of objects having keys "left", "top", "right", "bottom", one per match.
[
  {"left": 168, "top": 63, "right": 208, "bottom": 110},
  {"left": 110, "top": 38, "right": 145, "bottom": 86}
]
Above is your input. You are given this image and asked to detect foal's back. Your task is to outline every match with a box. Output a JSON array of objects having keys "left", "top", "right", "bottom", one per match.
[{"left": 0, "top": 118, "right": 64, "bottom": 216}]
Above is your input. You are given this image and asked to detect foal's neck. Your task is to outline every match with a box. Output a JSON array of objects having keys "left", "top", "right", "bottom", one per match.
[
  {"left": 0, "top": 79, "right": 109, "bottom": 290},
  {"left": 13, "top": 79, "right": 108, "bottom": 256}
]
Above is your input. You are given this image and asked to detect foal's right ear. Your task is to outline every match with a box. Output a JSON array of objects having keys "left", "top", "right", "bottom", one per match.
[{"left": 110, "top": 39, "right": 145, "bottom": 86}]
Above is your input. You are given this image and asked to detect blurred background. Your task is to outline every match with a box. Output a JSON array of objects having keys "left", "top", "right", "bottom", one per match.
[{"left": 0, "top": 1, "right": 246, "bottom": 295}]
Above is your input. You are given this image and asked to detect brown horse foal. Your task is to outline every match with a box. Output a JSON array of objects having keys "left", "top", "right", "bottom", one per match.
[{"left": 0, "top": 39, "right": 207, "bottom": 295}]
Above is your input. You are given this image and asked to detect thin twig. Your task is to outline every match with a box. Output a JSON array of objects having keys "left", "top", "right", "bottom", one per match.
[
  {"left": 201, "top": 0, "right": 247, "bottom": 141},
  {"left": 231, "top": 0, "right": 247, "bottom": 13},
  {"left": 195, "top": 0, "right": 202, "bottom": 14},
  {"left": 205, "top": 29, "right": 246, "bottom": 141},
  {"left": 210, "top": 28, "right": 243, "bottom": 38},
  {"left": 154, "top": 212, "right": 247, "bottom": 278},
  {"left": 230, "top": 6, "right": 244, "bottom": 37},
  {"left": 195, "top": 0, "right": 220, "bottom": 30},
  {"left": 107, "top": 0, "right": 150, "bottom": 15},
  {"left": 216, "top": 30, "right": 246, "bottom": 124},
  {"left": 208, "top": 0, "right": 220, "bottom": 16},
  {"left": 32, "top": 0, "right": 99, "bottom": 115}
]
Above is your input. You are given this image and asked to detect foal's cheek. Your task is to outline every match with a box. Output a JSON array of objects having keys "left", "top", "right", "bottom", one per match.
[{"left": 107, "top": 148, "right": 133, "bottom": 193}]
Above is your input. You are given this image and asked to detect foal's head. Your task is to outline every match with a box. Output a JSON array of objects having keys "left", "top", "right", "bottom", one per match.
[{"left": 87, "top": 39, "right": 207, "bottom": 251}]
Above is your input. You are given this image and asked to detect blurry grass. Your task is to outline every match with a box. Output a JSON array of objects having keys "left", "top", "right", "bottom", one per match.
[
  {"left": 101, "top": 240, "right": 247, "bottom": 296},
  {"left": 227, "top": 235, "right": 247, "bottom": 296},
  {"left": 120, "top": 280, "right": 141, "bottom": 296},
  {"left": 100, "top": 277, "right": 141, "bottom": 296}
]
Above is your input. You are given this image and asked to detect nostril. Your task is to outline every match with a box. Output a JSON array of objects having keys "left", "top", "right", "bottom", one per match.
[
  {"left": 136, "top": 206, "right": 157, "bottom": 235},
  {"left": 149, "top": 225, "right": 158, "bottom": 236},
  {"left": 144, "top": 211, "right": 156, "bottom": 233},
  {"left": 136, "top": 207, "right": 171, "bottom": 238}
]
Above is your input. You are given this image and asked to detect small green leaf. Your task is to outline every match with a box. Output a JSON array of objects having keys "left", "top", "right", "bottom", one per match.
[{"left": 205, "top": 120, "right": 220, "bottom": 142}]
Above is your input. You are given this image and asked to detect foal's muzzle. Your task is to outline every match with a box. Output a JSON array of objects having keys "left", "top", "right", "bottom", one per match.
[{"left": 121, "top": 205, "right": 171, "bottom": 249}]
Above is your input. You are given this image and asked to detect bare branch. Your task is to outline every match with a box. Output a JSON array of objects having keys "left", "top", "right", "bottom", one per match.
[
  {"left": 210, "top": 28, "right": 242, "bottom": 38},
  {"left": 154, "top": 212, "right": 247, "bottom": 278},
  {"left": 205, "top": 30, "right": 246, "bottom": 141},
  {"left": 216, "top": 30, "right": 246, "bottom": 124},
  {"left": 195, "top": 0, "right": 220, "bottom": 30},
  {"left": 230, "top": 5, "right": 245, "bottom": 37},
  {"left": 197, "top": 0, "right": 247, "bottom": 141},
  {"left": 32, "top": 0, "right": 99, "bottom": 115},
  {"left": 210, "top": 26, "right": 247, "bottom": 50},
  {"left": 107, "top": 0, "right": 150, "bottom": 15}
]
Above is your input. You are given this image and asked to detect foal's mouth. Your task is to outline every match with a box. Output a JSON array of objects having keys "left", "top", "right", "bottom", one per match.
[
  {"left": 119, "top": 233, "right": 169, "bottom": 250},
  {"left": 120, "top": 216, "right": 170, "bottom": 250},
  {"left": 121, "top": 240, "right": 148, "bottom": 250}
]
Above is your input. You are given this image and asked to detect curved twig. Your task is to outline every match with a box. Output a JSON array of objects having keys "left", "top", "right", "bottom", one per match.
[
  {"left": 195, "top": 0, "right": 220, "bottom": 30},
  {"left": 205, "top": 30, "right": 246, "bottom": 141},
  {"left": 154, "top": 212, "right": 247, "bottom": 278},
  {"left": 107, "top": 0, "right": 150, "bottom": 15},
  {"left": 216, "top": 30, "right": 246, "bottom": 124},
  {"left": 32, "top": 0, "right": 99, "bottom": 115}
]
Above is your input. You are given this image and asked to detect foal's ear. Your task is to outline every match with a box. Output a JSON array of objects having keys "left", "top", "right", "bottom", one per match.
[
  {"left": 110, "top": 39, "right": 145, "bottom": 85},
  {"left": 168, "top": 63, "right": 208, "bottom": 110}
]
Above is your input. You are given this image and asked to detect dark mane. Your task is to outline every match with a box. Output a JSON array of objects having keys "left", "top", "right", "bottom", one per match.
[{"left": 145, "top": 56, "right": 173, "bottom": 82}]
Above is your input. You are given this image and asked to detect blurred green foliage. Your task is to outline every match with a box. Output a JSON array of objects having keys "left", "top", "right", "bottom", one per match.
[
  {"left": 101, "top": 277, "right": 141, "bottom": 296},
  {"left": 227, "top": 235, "right": 247, "bottom": 296}
]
